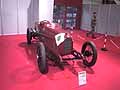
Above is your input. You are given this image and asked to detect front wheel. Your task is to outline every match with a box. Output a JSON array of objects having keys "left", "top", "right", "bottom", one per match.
[
  {"left": 37, "top": 42, "right": 48, "bottom": 74},
  {"left": 81, "top": 41, "right": 97, "bottom": 67}
]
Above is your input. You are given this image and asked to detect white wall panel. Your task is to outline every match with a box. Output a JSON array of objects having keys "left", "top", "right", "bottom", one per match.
[
  {"left": 39, "top": 0, "right": 54, "bottom": 22},
  {"left": 97, "top": 5, "right": 120, "bottom": 36},
  {"left": 33, "top": 0, "right": 39, "bottom": 23},
  {"left": 1, "top": 0, "right": 17, "bottom": 35},
  {"left": 18, "top": 0, "right": 31, "bottom": 34},
  {"left": 81, "top": 4, "right": 99, "bottom": 31},
  {"left": 0, "top": 0, "right": 38, "bottom": 35},
  {"left": 81, "top": 4, "right": 120, "bottom": 36},
  {"left": 18, "top": 10, "right": 27, "bottom": 34},
  {"left": 0, "top": 0, "right": 54, "bottom": 35},
  {"left": 97, "top": 5, "right": 109, "bottom": 34},
  {"left": 81, "top": 4, "right": 91, "bottom": 31},
  {"left": 28, "top": 0, "right": 54, "bottom": 28},
  {"left": 108, "top": 5, "right": 120, "bottom": 36},
  {"left": 27, "top": 0, "right": 39, "bottom": 28},
  {"left": 27, "top": 0, "right": 34, "bottom": 28}
]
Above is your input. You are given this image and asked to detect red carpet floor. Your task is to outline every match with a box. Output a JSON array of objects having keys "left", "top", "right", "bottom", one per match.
[{"left": 0, "top": 30, "right": 120, "bottom": 90}]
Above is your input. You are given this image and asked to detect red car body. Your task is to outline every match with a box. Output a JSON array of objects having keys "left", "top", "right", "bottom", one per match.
[{"left": 37, "top": 21, "right": 73, "bottom": 56}]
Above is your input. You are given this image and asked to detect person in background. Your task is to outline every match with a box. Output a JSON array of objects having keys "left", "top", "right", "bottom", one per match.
[{"left": 86, "top": 12, "right": 97, "bottom": 38}]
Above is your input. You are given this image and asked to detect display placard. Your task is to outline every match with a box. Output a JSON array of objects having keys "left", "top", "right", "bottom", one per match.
[
  {"left": 55, "top": 33, "right": 65, "bottom": 46},
  {"left": 78, "top": 71, "right": 87, "bottom": 86}
]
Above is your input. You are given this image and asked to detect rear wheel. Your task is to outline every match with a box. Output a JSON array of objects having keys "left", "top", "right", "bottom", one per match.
[
  {"left": 27, "top": 28, "right": 32, "bottom": 44},
  {"left": 81, "top": 41, "right": 97, "bottom": 67},
  {"left": 37, "top": 42, "right": 48, "bottom": 74}
]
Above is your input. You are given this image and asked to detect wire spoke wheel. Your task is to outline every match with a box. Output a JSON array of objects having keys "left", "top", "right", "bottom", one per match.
[{"left": 81, "top": 41, "right": 97, "bottom": 67}]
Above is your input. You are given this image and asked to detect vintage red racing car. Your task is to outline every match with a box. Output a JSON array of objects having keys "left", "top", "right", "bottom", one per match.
[{"left": 27, "top": 20, "right": 97, "bottom": 74}]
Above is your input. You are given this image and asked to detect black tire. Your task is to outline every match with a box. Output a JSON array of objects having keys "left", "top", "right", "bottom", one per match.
[
  {"left": 37, "top": 42, "right": 48, "bottom": 74},
  {"left": 27, "top": 28, "right": 32, "bottom": 44},
  {"left": 81, "top": 41, "right": 97, "bottom": 67}
]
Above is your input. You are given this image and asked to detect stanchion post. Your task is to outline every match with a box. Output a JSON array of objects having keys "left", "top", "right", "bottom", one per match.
[{"left": 101, "top": 32, "right": 108, "bottom": 51}]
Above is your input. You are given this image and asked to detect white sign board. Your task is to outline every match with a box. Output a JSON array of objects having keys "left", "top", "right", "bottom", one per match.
[
  {"left": 55, "top": 33, "right": 65, "bottom": 46},
  {"left": 78, "top": 71, "right": 87, "bottom": 86}
]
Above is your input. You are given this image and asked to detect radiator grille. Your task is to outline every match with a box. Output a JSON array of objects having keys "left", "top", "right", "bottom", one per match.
[{"left": 64, "top": 38, "right": 72, "bottom": 51}]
